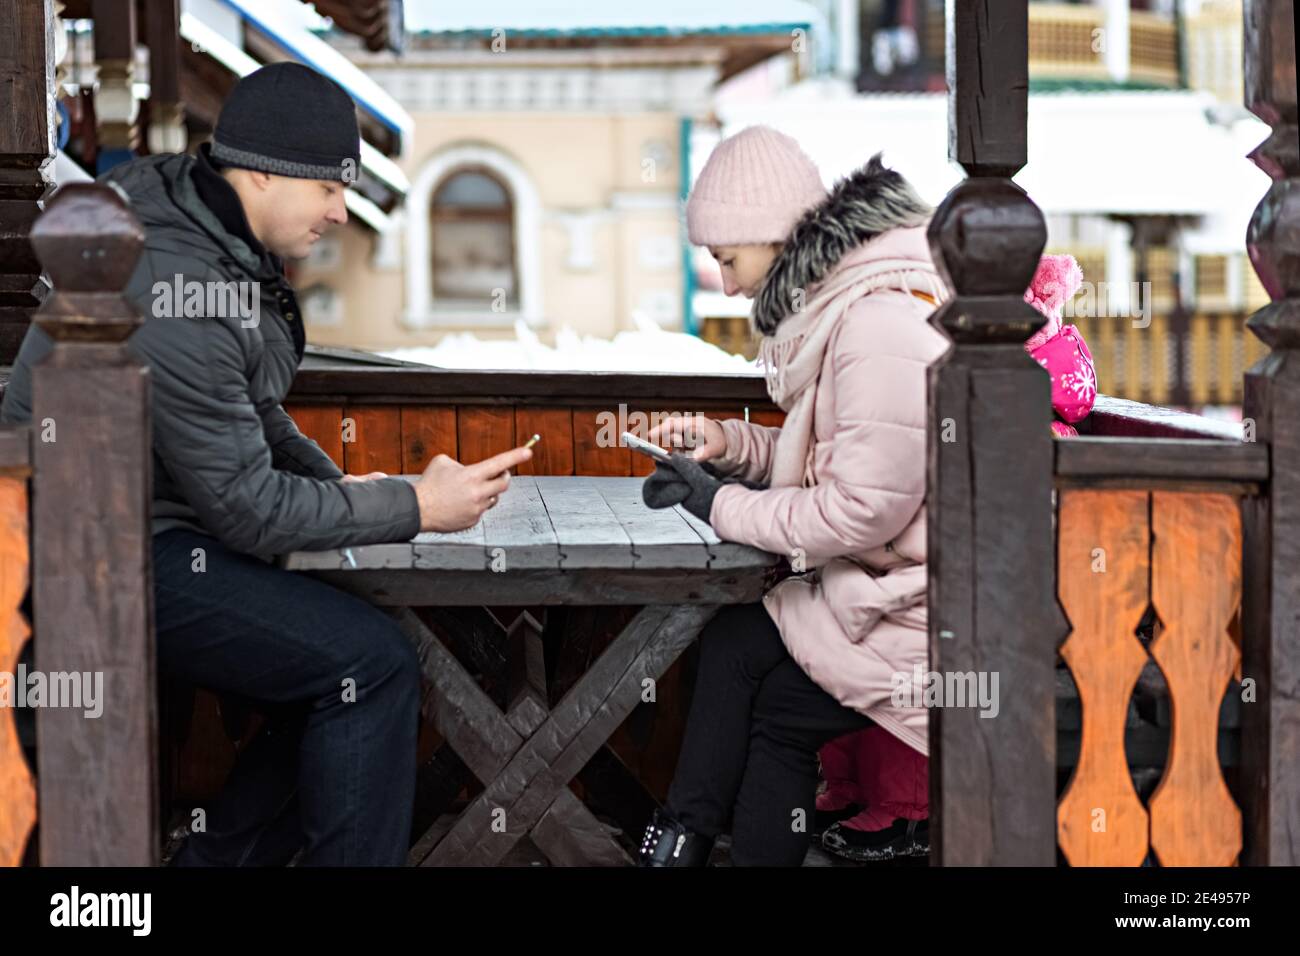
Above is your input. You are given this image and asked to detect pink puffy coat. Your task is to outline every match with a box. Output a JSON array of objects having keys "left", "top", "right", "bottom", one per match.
[
  {"left": 707, "top": 224, "right": 949, "bottom": 755},
  {"left": 1023, "top": 254, "right": 1097, "bottom": 435}
]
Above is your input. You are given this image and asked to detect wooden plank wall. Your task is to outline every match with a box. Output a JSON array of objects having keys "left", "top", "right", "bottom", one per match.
[{"left": 283, "top": 403, "right": 786, "bottom": 479}]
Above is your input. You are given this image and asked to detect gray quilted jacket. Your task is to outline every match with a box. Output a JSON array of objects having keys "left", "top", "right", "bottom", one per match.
[{"left": 0, "top": 153, "right": 421, "bottom": 559}]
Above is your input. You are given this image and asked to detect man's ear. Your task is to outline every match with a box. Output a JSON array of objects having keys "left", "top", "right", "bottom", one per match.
[{"left": 248, "top": 169, "right": 274, "bottom": 192}]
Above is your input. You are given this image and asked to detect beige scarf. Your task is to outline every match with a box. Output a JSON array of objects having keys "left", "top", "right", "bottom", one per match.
[{"left": 757, "top": 258, "right": 949, "bottom": 489}]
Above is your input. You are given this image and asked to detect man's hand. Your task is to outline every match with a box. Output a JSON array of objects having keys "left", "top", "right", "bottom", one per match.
[{"left": 413, "top": 446, "right": 533, "bottom": 533}]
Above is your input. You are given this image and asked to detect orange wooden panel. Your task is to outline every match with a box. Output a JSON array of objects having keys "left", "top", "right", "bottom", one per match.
[
  {"left": 514, "top": 406, "right": 574, "bottom": 476},
  {"left": 457, "top": 405, "right": 516, "bottom": 468},
  {"left": 1057, "top": 489, "right": 1151, "bottom": 866},
  {"left": 342, "top": 405, "right": 403, "bottom": 475},
  {"left": 749, "top": 409, "right": 786, "bottom": 427},
  {"left": 1148, "top": 491, "right": 1243, "bottom": 866},
  {"left": 0, "top": 478, "right": 35, "bottom": 867},
  {"left": 573, "top": 407, "right": 630, "bottom": 476},
  {"left": 283, "top": 404, "right": 344, "bottom": 470},
  {"left": 400, "top": 406, "right": 458, "bottom": 474}
]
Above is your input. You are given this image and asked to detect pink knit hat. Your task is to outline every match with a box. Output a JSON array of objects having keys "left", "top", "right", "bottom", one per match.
[{"left": 686, "top": 125, "right": 827, "bottom": 246}]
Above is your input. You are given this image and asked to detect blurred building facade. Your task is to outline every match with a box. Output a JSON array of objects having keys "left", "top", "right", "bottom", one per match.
[
  {"left": 289, "top": 2, "right": 823, "bottom": 349},
  {"left": 695, "top": 0, "right": 1268, "bottom": 412}
]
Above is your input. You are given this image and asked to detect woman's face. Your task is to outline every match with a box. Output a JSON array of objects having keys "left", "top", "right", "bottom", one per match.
[{"left": 709, "top": 243, "right": 782, "bottom": 297}]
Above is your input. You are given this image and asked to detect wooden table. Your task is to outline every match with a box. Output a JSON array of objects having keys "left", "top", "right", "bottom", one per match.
[{"left": 281, "top": 475, "right": 777, "bottom": 866}]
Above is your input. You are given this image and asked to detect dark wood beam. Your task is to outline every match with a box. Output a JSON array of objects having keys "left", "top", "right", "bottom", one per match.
[
  {"left": 926, "top": 0, "right": 1059, "bottom": 866},
  {"left": 31, "top": 185, "right": 157, "bottom": 865},
  {"left": 0, "top": 0, "right": 57, "bottom": 364}
]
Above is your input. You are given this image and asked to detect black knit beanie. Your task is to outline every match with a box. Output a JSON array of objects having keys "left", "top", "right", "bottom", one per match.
[{"left": 211, "top": 63, "right": 361, "bottom": 182}]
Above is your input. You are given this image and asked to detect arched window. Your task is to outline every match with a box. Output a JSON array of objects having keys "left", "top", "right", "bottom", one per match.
[
  {"left": 430, "top": 168, "right": 519, "bottom": 309},
  {"left": 405, "top": 145, "right": 543, "bottom": 328}
]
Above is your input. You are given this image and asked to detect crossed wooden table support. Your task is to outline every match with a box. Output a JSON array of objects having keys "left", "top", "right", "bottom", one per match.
[{"left": 283, "top": 476, "right": 777, "bottom": 866}]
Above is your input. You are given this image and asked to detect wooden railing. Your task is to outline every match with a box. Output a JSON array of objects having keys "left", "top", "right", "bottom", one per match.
[
  {"left": 928, "top": 0, "right": 1298, "bottom": 867},
  {"left": 1053, "top": 434, "right": 1262, "bottom": 865},
  {"left": 1028, "top": 3, "right": 1180, "bottom": 86}
]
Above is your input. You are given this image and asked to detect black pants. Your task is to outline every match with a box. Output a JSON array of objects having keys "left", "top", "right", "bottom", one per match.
[
  {"left": 152, "top": 529, "right": 420, "bottom": 866},
  {"left": 665, "top": 602, "right": 873, "bottom": 865}
]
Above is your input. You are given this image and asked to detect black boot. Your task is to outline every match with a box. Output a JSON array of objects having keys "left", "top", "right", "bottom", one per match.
[
  {"left": 637, "top": 809, "right": 714, "bottom": 867},
  {"left": 821, "top": 817, "right": 929, "bottom": 863}
]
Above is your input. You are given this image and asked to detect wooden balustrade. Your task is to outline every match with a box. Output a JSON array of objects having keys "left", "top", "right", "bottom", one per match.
[
  {"left": 924, "top": 0, "right": 1296, "bottom": 868},
  {"left": 1054, "top": 442, "right": 1255, "bottom": 866},
  {"left": 1028, "top": 3, "right": 1180, "bottom": 86}
]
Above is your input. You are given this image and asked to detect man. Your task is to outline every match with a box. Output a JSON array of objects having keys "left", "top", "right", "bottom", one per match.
[{"left": 1, "top": 63, "right": 532, "bottom": 865}]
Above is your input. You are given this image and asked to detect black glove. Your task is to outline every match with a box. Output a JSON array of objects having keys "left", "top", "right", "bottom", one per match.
[{"left": 641, "top": 454, "right": 767, "bottom": 523}]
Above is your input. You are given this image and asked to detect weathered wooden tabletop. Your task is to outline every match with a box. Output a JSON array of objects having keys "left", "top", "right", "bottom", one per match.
[{"left": 281, "top": 475, "right": 778, "bottom": 606}]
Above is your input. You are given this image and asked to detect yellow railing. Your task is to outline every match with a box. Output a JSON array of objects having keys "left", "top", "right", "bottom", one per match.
[{"left": 1029, "top": 3, "right": 1180, "bottom": 86}]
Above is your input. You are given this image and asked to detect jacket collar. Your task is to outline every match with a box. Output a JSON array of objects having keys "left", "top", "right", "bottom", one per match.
[
  {"left": 751, "top": 154, "right": 933, "bottom": 335},
  {"left": 151, "top": 149, "right": 283, "bottom": 283},
  {"left": 190, "top": 143, "right": 277, "bottom": 270}
]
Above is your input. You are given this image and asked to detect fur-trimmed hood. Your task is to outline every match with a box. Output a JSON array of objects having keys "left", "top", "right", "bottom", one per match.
[{"left": 751, "top": 154, "right": 932, "bottom": 335}]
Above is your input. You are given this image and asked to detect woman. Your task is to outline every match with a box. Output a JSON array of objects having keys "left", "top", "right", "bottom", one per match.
[{"left": 638, "top": 126, "right": 950, "bottom": 866}]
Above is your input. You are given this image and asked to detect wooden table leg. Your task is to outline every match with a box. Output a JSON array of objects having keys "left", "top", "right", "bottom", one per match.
[
  {"left": 422, "top": 604, "right": 716, "bottom": 867},
  {"left": 393, "top": 607, "right": 631, "bottom": 866}
]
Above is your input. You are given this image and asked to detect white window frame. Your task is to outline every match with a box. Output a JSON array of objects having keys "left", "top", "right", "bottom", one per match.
[{"left": 405, "top": 144, "right": 544, "bottom": 329}]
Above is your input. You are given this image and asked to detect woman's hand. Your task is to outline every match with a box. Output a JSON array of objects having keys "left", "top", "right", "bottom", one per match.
[{"left": 646, "top": 415, "right": 728, "bottom": 463}]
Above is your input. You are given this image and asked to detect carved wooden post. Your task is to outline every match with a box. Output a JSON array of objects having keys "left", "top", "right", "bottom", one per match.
[
  {"left": 1239, "top": 0, "right": 1299, "bottom": 867},
  {"left": 30, "top": 184, "right": 157, "bottom": 866},
  {"left": 0, "top": 0, "right": 57, "bottom": 364},
  {"left": 925, "top": 0, "right": 1062, "bottom": 865}
]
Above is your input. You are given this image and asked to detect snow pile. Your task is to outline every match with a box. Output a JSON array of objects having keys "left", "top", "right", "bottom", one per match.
[{"left": 379, "top": 314, "right": 760, "bottom": 373}]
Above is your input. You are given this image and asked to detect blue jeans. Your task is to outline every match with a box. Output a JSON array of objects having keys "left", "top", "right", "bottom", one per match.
[{"left": 153, "top": 529, "right": 420, "bottom": 866}]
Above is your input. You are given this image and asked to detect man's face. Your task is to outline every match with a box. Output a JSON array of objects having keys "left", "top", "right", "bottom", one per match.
[{"left": 255, "top": 174, "right": 349, "bottom": 259}]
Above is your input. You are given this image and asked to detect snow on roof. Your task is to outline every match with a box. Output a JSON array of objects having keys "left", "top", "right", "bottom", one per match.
[{"left": 402, "top": 0, "right": 821, "bottom": 37}]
